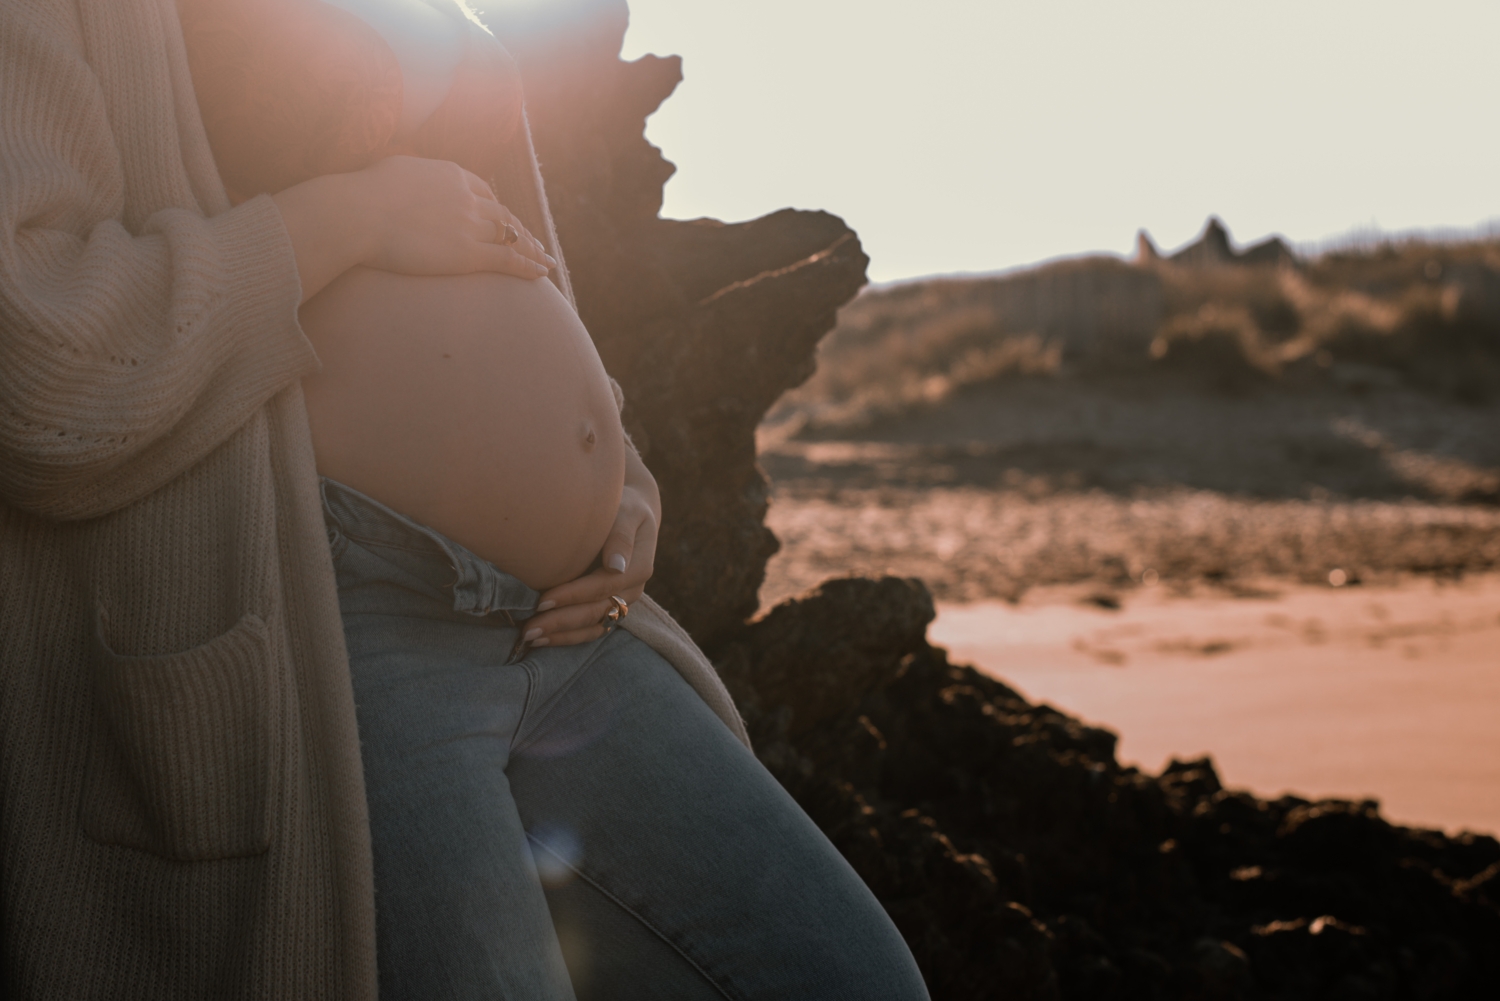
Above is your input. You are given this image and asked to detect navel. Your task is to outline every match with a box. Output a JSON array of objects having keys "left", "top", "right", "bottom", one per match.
[{"left": 580, "top": 421, "right": 597, "bottom": 451}]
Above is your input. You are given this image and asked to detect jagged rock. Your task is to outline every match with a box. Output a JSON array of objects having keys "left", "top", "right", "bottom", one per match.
[
  {"left": 716, "top": 576, "right": 934, "bottom": 735},
  {"left": 1171, "top": 217, "right": 1238, "bottom": 266},
  {"left": 1161, "top": 216, "right": 1298, "bottom": 268},
  {"left": 805, "top": 650, "right": 1500, "bottom": 999},
  {"left": 487, "top": 0, "right": 869, "bottom": 649},
  {"left": 1189, "top": 937, "right": 1254, "bottom": 1000},
  {"left": 1137, "top": 228, "right": 1161, "bottom": 262}
]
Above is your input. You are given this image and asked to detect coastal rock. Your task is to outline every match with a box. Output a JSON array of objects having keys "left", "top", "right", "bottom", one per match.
[
  {"left": 716, "top": 575, "right": 935, "bottom": 736},
  {"left": 487, "top": 0, "right": 868, "bottom": 649}
]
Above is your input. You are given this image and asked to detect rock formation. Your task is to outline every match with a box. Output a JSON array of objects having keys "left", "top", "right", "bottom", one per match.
[
  {"left": 1148, "top": 216, "right": 1298, "bottom": 269},
  {"left": 1137, "top": 229, "right": 1161, "bottom": 263},
  {"left": 485, "top": 3, "right": 1500, "bottom": 997},
  {"left": 485, "top": 0, "right": 867, "bottom": 648}
]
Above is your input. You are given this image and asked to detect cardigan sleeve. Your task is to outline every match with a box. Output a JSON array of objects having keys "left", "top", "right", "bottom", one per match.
[{"left": 0, "top": 1, "right": 318, "bottom": 521}]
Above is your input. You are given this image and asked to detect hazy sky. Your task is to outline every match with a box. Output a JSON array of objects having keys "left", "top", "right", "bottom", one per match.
[{"left": 609, "top": 0, "right": 1500, "bottom": 282}]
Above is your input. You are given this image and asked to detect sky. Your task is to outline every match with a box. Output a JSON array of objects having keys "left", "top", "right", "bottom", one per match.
[{"left": 597, "top": 0, "right": 1500, "bottom": 283}]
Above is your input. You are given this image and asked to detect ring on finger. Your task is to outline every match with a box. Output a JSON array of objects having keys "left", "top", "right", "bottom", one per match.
[
  {"left": 499, "top": 223, "right": 519, "bottom": 246},
  {"left": 600, "top": 594, "right": 629, "bottom": 626}
]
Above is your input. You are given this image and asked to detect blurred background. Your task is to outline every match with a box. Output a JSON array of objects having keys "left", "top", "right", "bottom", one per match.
[{"left": 488, "top": 0, "right": 1500, "bottom": 835}]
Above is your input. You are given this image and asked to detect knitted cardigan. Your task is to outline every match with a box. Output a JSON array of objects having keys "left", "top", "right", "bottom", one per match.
[{"left": 0, "top": 1, "right": 746, "bottom": 996}]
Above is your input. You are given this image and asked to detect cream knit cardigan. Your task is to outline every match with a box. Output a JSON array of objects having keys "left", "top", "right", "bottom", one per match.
[{"left": 0, "top": 1, "right": 746, "bottom": 996}]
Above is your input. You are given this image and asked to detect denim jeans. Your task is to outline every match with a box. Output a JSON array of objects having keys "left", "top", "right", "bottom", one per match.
[{"left": 320, "top": 480, "right": 929, "bottom": 1000}]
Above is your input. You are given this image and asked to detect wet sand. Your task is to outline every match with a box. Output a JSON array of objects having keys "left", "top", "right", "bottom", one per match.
[{"left": 929, "top": 575, "right": 1500, "bottom": 835}]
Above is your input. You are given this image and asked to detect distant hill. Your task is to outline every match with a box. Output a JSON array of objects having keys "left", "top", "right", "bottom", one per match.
[{"left": 766, "top": 219, "right": 1500, "bottom": 434}]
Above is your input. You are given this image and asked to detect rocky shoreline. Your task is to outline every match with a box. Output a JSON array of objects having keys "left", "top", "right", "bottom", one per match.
[{"left": 724, "top": 577, "right": 1499, "bottom": 999}]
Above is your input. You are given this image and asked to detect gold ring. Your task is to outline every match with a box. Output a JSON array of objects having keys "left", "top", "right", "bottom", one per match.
[
  {"left": 501, "top": 223, "right": 519, "bottom": 246},
  {"left": 603, "top": 595, "right": 629, "bottom": 624}
]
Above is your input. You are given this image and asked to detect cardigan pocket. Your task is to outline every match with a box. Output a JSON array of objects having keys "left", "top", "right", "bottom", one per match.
[{"left": 82, "top": 610, "right": 278, "bottom": 861}]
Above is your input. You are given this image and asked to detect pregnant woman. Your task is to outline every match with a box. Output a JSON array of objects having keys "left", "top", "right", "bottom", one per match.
[{"left": 0, "top": 0, "right": 928, "bottom": 998}]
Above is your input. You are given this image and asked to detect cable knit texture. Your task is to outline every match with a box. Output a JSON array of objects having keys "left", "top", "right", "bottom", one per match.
[{"left": 1, "top": 0, "right": 739, "bottom": 996}]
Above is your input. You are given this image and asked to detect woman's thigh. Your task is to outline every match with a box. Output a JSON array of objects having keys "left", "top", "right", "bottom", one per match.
[
  {"left": 509, "top": 629, "right": 930, "bottom": 1001},
  {"left": 344, "top": 607, "right": 577, "bottom": 1001}
]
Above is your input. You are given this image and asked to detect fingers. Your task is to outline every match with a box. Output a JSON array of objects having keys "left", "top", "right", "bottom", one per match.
[
  {"left": 357, "top": 155, "right": 567, "bottom": 279},
  {"left": 473, "top": 242, "right": 552, "bottom": 279},
  {"left": 534, "top": 565, "right": 642, "bottom": 621},
  {"left": 461, "top": 167, "right": 497, "bottom": 202},
  {"left": 474, "top": 199, "right": 553, "bottom": 269},
  {"left": 525, "top": 549, "right": 646, "bottom": 648},
  {"left": 538, "top": 503, "right": 651, "bottom": 609},
  {"left": 522, "top": 596, "right": 615, "bottom": 648},
  {"left": 510, "top": 451, "right": 659, "bottom": 652},
  {"left": 601, "top": 524, "right": 634, "bottom": 575}
]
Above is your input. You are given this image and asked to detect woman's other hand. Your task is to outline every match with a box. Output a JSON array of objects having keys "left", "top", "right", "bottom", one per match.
[
  {"left": 523, "top": 447, "right": 661, "bottom": 648},
  {"left": 272, "top": 156, "right": 555, "bottom": 303}
]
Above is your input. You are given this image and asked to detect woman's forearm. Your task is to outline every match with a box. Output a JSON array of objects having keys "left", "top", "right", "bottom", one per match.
[
  {"left": 272, "top": 173, "right": 377, "bottom": 304},
  {"left": 271, "top": 156, "right": 556, "bottom": 306}
]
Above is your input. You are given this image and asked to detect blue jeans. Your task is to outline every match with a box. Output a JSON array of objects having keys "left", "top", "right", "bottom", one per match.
[{"left": 320, "top": 480, "right": 929, "bottom": 1000}]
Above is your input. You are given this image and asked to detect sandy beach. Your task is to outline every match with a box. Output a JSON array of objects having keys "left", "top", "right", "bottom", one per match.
[
  {"left": 929, "top": 575, "right": 1500, "bottom": 835},
  {"left": 760, "top": 367, "right": 1500, "bottom": 837}
]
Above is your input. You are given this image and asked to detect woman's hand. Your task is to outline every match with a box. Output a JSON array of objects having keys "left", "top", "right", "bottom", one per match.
[
  {"left": 355, "top": 156, "right": 552, "bottom": 277},
  {"left": 272, "top": 156, "right": 555, "bottom": 304},
  {"left": 522, "top": 447, "right": 661, "bottom": 648}
]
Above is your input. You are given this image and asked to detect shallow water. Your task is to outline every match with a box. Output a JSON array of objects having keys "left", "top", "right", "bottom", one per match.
[{"left": 930, "top": 575, "right": 1500, "bottom": 835}]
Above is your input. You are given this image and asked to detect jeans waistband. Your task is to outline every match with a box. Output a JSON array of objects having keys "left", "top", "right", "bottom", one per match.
[{"left": 319, "top": 478, "right": 541, "bottom": 620}]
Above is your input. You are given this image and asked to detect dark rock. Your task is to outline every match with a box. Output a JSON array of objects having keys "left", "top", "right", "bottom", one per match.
[
  {"left": 486, "top": 0, "right": 869, "bottom": 650},
  {"left": 1171, "top": 217, "right": 1238, "bottom": 267},
  {"left": 718, "top": 576, "right": 934, "bottom": 735},
  {"left": 1053, "top": 914, "right": 1125, "bottom": 998},
  {"left": 1162, "top": 756, "right": 1226, "bottom": 800},
  {"left": 1137, "top": 229, "right": 1162, "bottom": 263},
  {"left": 1455, "top": 860, "right": 1499, "bottom": 908},
  {"left": 1243, "top": 916, "right": 1395, "bottom": 1000},
  {"left": 1165, "top": 217, "right": 1299, "bottom": 269},
  {"left": 1278, "top": 800, "right": 1397, "bottom": 869},
  {"left": 1189, "top": 937, "right": 1253, "bottom": 1000}
]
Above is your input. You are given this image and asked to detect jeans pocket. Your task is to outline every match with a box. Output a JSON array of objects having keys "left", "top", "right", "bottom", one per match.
[{"left": 82, "top": 609, "right": 279, "bottom": 861}]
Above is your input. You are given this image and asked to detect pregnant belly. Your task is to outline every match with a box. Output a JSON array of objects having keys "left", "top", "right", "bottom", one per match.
[{"left": 299, "top": 267, "right": 626, "bottom": 591}]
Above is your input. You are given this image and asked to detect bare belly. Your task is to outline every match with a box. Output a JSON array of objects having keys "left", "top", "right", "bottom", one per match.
[{"left": 299, "top": 267, "right": 626, "bottom": 591}]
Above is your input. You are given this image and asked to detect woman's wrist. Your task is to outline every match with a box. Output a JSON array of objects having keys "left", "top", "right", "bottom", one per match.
[{"left": 271, "top": 172, "right": 380, "bottom": 304}]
